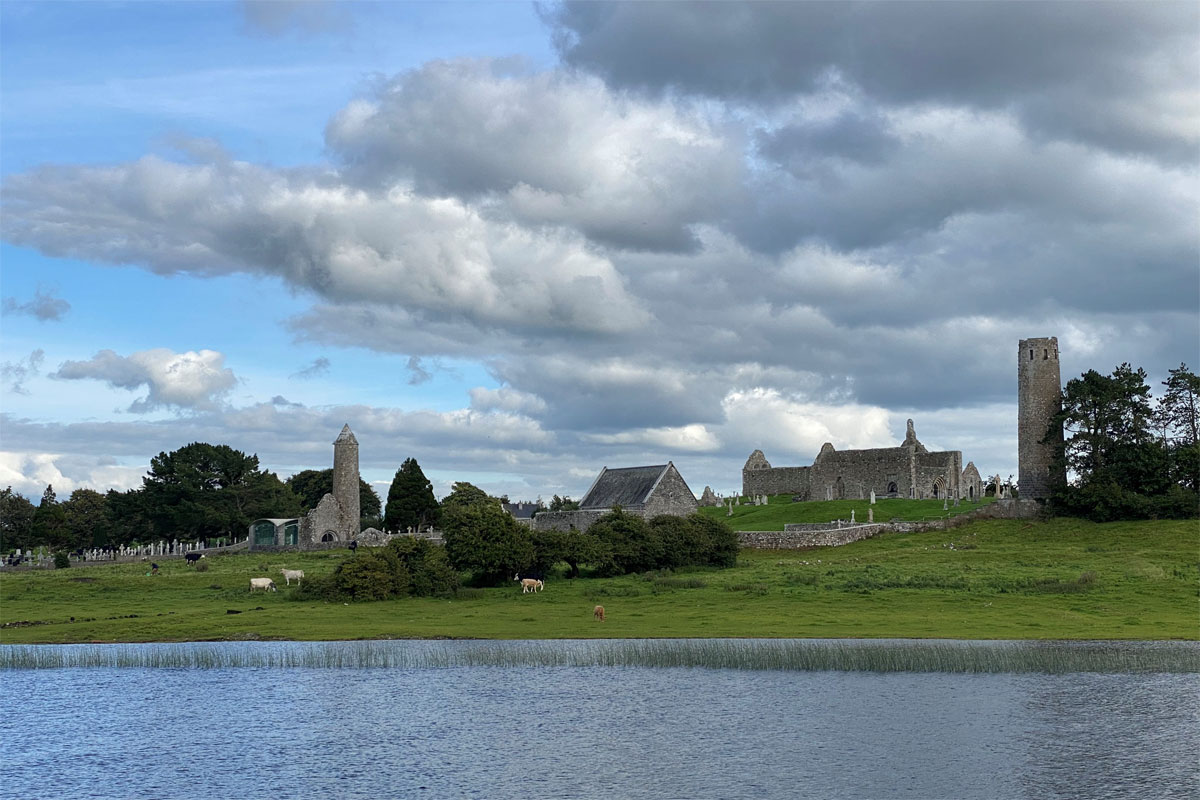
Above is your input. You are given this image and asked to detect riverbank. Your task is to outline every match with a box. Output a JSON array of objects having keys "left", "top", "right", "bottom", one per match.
[{"left": 1, "top": 517, "right": 1195, "bottom": 643}]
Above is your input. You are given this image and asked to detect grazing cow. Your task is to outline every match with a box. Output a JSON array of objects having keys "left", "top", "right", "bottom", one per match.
[
  {"left": 514, "top": 574, "right": 543, "bottom": 593},
  {"left": 185, "top": 553, "right": 206, "bottom": 565},
  {"left": 348, "top": 541, "right": 358, "bottom": 553},
  {"left": 249, "top": 577, "right": 277, "bottom": 593},
  {"left": 280, "top": 568, "right": 304, "bottom": 586},
  {"left": 594, "top": 605, "right": 605, "bottom": 622}
]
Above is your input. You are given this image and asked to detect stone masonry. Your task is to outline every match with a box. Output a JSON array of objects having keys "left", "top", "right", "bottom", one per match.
[{"left": 1018, "top": 336, "right": 1064, "bottom": 501}]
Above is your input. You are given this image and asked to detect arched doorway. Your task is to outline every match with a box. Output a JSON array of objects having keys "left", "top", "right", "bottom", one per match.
[
  {"left": 835, "top": 477, "right": 845, "bottom": 499},
  {"left": 887, "top": 481, "right": 897, "bottom": 496},
  {"left": 968, "top": 485, "right": 975, "bottom": 500},
  {"left": 321, "top": 531, "right": 336, "bottom": 543}
]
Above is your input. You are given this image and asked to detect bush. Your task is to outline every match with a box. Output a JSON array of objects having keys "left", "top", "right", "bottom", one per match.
[
  {"left": 53, "top": 551, "right": 70, "bottom": 569},
  {"left": 386, "top": 536, "right": 459, "bottom": 597},
  {"left": 295, "top": 538, "right": 459, "bottom": 602},
  {"left": 588, "top": 508, "right": 662, "bottom": 577},
  {"left": 194, "top": 560, "right": 209, "bottom": 572}
]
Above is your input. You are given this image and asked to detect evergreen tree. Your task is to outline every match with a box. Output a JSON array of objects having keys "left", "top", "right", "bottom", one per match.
[
  {"left": 383, "top": 458, "right": 439, "bottom": 532},
  {"left": 31, "top": 484, "right": 69, "bottom": 550},
  {"left": 62, "top": 488, "right": 109, "bottom": 550}
]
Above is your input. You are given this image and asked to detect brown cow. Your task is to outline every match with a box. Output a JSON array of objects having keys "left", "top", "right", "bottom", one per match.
[{"left": 593, "top": 605, "right": 605, "bottom": 622}]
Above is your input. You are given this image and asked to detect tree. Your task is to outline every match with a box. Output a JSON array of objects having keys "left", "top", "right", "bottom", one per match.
[
  {"left": 1051, "top": 363, "right": 1188, "bottom": 520},
  {"left": 141, "top": 442, "right": 303, "bottom": 540},
  {"left": 31, "top": 485, "right": 69, "bottom": 551},
  {"left": 440, "top": 485, "right": 534, "bottom": 585},
  {"left": 0, "top": 487, "right": 36, "bottom": 552},
  {"left": 62, "top": 489, "right": 109, "bottom": 550},
  {"left": 1157, "top": 363, "right": 1200, "bottom": 493},
  {"left": 286, "top": 469, "right": 382, "bottom": 518},
  {"left": 383, "top": 458, "right": 439, "bottom": 532},
  {"left": 548, "top": 495, "right": 579, "bottom": 512},
  {"left": 105, "top": 488, "right": 153, "bottom": 546}
]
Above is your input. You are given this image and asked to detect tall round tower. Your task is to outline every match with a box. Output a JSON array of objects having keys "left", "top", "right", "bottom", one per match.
[
  {"left": 333, "top": 424, "right": 360, "bottom": 531},
  {"left": 1018, "top": 337, "right": 1063, "bottom": 501}
]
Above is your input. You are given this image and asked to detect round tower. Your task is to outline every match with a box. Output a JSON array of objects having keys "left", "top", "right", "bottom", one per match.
[
  {"left": 333, "top": 424, "right": 360, "bottom": 531},
  {"left": 1018, "top": 337, "right": 1063, "bottom": 501}
]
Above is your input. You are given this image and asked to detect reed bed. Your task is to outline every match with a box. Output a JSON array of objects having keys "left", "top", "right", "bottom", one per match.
[{"left": 2, "top": 639, "right": 1196, "bottom": 673}]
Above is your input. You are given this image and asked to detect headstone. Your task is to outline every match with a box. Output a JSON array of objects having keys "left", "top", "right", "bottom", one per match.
[
  {"left": 850, "top": 510, "right": 855, "bottom": 523},
  {"left": 825, "top": 486, "right": 832, "bottom": 501},
  {"left": 942, "top": 498, "right": 949, "bottom": 511},
  {"left": 870, "top": 490, "right": 876, "bottom": 505},
  {"left": 953, "top": 497, "right": 960, "bottom": 507},
  {"left": 868, "top": 508, "right": 874, "bottom": 523}
]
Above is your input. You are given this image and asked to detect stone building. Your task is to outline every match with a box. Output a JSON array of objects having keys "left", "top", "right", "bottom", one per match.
[
  {"left": 742, "top": 419, "right": 970, "bottom": 501},
  {"left": 533, "top": 462, "right": 698, "bottom": 532},
  {"left": 1018, "top": 336, "right": 1064, "bottom": 501},
  {"left": 961, "top": 462, "right": 983, "bottom": 501},
  {"left": 248, "top": 424, "right": 364, "bottom": 550}
]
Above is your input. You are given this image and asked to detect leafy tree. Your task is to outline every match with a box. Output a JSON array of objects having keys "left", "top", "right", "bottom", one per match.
[
  {"left": 285, "top": 469, "right": 382, "bottom": 518},
  {"left": 530, "top": 528, "right": 601, "bottom": 578},
  {"left": 441, "top": 487, "right": 534, "bottom": 585},
  {"left": 1157, "top": 363, "right": 1200, "bottom": 493},
  {"left": 296, "top": 536, "right": 458, "bottom": 602},
  {"left": 0, "top": 487, "right": 36, "bottom": 552},
  {"left": 548, "top": 495, "right": 580, "bottom": 512},
  {"left": 141, "top": 442, "right": 303, "bottom": 540},
  {"left": 383, "top": 458, "right": 439, "bottom": 532},
  {"left": 62, "top": 489, "right": 109, "bottom": 550},
  {"left": 105, "top": 488, "right": 154, "bottom": 546},
  {"left": 441, "top": 481, "right": 490, "bottom": 510},
  {"left": 31, "top": 485, "right": 69, "bottom": 551}
]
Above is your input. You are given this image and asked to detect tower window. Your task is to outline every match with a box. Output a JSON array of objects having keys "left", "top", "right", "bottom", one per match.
[
  {"left": 1043, "top": 349, "right": 1048, "bottom": 360},
  {"left": 1029, "top": 350, "right": 1034, "bottom": 360}
]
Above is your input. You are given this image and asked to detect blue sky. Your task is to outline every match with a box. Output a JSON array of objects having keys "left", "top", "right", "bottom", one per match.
[{"left": 2, "top": 1, "right": 1197, "bottom": 504}]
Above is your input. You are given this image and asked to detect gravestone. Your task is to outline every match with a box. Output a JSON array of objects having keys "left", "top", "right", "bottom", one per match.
[
  {"left": 870, "top": 490, "right": 876, "bottom": 505},
  {"left": 850, "top": 510, "right": 855, "bottom": 523},
  {"left": 868, "top": 508, "right": 874, "bottom": 523}
]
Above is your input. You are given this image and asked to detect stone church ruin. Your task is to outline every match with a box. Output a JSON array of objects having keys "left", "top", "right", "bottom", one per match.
[{"left": 743, "top": 419, "right": 983, "bottom": 502}]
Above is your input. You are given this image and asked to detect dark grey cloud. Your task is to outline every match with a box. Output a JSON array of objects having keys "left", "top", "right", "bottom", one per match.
[
  {"left": 2, "top": 288, "right": 70, "bottom": 321},
  {"left": 548, "top": 1, "right": 1198, "bottom": 161}
]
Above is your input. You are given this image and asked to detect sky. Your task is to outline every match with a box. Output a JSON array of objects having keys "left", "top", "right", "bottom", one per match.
[{"left": 1, "top": 1, "right": 1197, "bottom": 505}]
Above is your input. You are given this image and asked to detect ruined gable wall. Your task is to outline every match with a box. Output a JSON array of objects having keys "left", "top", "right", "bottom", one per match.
[
  {"left": 643, "top": 465, "right": 698, "bottom": 517},
  {"left": 809, "top": 447, "right": 914, "bottom": 500},
  {"left": 299, "top": 493, "right": 348, "bottom": 546},
  {"left": 914, "top": 451, "right": 961, "bottom": 498},
  {"left": 531, "top": 509, "right": 617, "bottom": 533}
]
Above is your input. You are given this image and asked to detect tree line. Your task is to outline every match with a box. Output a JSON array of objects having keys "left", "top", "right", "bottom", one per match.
[
  {"left": 0, "top": 446, "right": 568, "bottom": 554},
  {"left": 1049, "top": 362, "right": 1199, "bottom": 521}
]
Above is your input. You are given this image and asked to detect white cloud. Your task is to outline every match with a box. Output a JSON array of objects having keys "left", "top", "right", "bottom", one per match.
[
  {"left": 720, "top": 388, "right": 894, "bottom": 457},
  {"left": 52, "top": 348, "right": 237, "bottom": 412}
]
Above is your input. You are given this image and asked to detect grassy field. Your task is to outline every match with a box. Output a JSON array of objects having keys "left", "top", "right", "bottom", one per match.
[
  {"left": 1, "top": 515, "right": 1195, "bottom": 643},
  {"left": 699, "top": 495, "right": 996, "bottom": 530}
]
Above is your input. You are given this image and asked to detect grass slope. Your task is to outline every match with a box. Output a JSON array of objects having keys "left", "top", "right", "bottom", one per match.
[{"left": 1, "top": 517, "right": 1195, "bottom": 643}]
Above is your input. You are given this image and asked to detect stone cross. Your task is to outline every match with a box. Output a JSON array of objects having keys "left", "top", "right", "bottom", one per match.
[
  {"left": 943, "top": 498, "right": 949, "bottom": 511},
  {"left": 850, "top": 510, "right": 855, "bottom": 523}
]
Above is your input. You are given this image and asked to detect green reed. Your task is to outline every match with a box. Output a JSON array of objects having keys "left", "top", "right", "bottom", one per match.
[{"left": 2, "top": 639, "right": 1195, "bottom": 673}]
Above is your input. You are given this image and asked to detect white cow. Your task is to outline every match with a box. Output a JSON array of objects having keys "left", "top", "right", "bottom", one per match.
[
  {"left": 280, "top": 569, "right": 304, "bottom": 586},
  {"left": 249, "top": 577, "right": 277, "bottom": 593}
]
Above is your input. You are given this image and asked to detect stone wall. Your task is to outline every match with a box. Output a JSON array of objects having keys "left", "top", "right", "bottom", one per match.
[
  {"left": 743, "top": 465, "right": 812, "bottom": 498},
  {"left": 643, "top": 464, "right": 699, "bottom": 517},
  {"left": 531, "top": 509, "right": 611, "bottom": 532},
  {"left": 738, "top": 524, "right": 885, "bottom": 549},
  {"left": 299, "top": 493, "right": 350, "bottom": 546}
]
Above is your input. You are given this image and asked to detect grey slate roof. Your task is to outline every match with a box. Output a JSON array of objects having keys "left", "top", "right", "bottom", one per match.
[
  {"left": 579, "top": 465, "right": 669, "bottom": 510},
  {"left": 504, "top": 502, "right": 540, "bottom": 519}
]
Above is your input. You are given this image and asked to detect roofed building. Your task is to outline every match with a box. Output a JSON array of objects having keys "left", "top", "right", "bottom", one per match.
[{"left": 532, "top": 462, "right": 698, "bottom": 532}]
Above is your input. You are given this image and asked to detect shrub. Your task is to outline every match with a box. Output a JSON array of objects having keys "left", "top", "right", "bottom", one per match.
[
  {"left": 588, "top": 508, "right": 662, "bottom": 577},
  {"left": 386, "top": 536, "right": 459, "bottom": 597},
  {"left": 53, "top": 551, "right": 70, "bottom": 569},
  {"left": 194, "top": 560, "right": 209, "bottom": 572}
]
